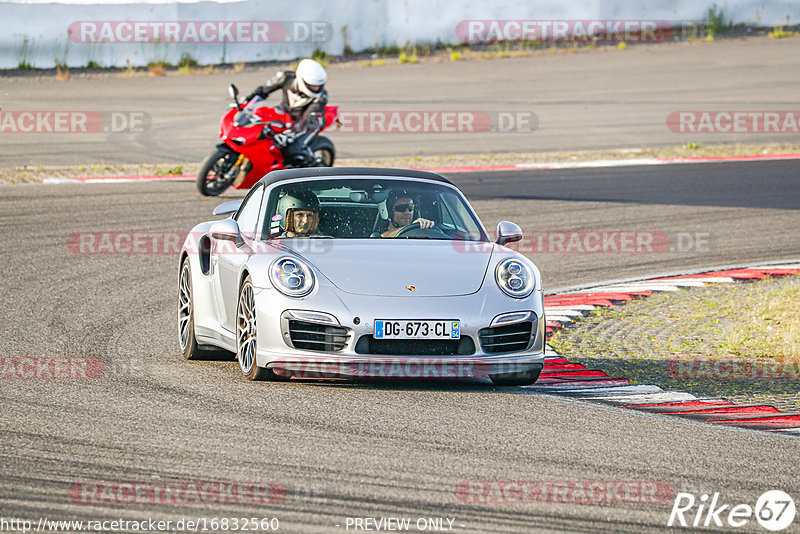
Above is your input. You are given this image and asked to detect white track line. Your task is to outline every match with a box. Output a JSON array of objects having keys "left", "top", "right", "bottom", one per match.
[
  {"left": 567, "top": 282, "right": 702, "bottom": 293},
  {"left": 528, "top": 384, "right": 663, "bottom": 396},
  {"left": 771, "top": 428, "right": 800, "bottom": 434},
  {"left": 584, "top": 285, "right": 684, "bottom": 293},
  {"left": 593, "top": 392, "right": 700, "bottom": 404},
  {"left": 516, "top": 158, "right": 665, "bottom": 169},
  {"left": 544, "top": 315, "right": 575, "bottom": 323},
  {"left": 654, "top": 277, "right": 736, "bottom": 284},
  {"left": 515, "top": 154, "right": 800, "bottom": 170},
  {"left": 543, "top": 308, "right": 587, "bottom": 318},
  {"left": 754, "top": 264, "right": 800, "bottom": 270}
]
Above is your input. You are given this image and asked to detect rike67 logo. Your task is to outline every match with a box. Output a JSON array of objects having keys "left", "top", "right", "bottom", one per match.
[{"left": 668, "top": 490, "right": 796, "bottom": 531}]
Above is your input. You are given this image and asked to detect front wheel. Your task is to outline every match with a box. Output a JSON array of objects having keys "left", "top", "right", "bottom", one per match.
[
  {"left": 236, "top": 276, "right": 284, "bottom": 381},
  {"left": 197, "top": 147, "right": 239, "bottom": 196},
  {"left": 308, "top": 136, "right": 335, "bottom": 167}
]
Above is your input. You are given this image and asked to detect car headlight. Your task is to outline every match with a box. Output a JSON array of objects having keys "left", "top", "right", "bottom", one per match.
[
  {"left": 270, "top": 257, "right": 315, "bottom": 297},
  {"left": 495, "top": 258, "right": 534, "bottom": 298}
]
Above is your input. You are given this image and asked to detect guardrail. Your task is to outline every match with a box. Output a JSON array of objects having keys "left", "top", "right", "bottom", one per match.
[{"left": 2, "top": 0, "right": 798, "bottom": 69}]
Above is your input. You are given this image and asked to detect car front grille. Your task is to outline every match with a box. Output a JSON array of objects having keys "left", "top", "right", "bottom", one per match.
[
  {"left": 288, "top": 320, "right": 350, "bottom": 352},
  {"left": 354, "top": 336, "right": 476, "bottom": 356},
  {"left": 478, "top": 321, "right": 534, "bottom": 354}
]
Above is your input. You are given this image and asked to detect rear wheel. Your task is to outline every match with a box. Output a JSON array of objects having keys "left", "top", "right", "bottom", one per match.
[
  {"left": 309, "top": 136, "right": 335, "bottom": 167},
  {"left": 197, "top": 147, "right": 239, "bottom": 196},
  {"left": 490, "top": 365, "right": 542, "bottom": 386},
  {"left": 178, "top": 259, "right": 209, "bottom": 360}
]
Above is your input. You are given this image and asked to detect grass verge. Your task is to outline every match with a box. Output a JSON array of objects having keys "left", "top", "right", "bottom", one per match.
[{"left": 549, "top": 275, "right": 800, "bottom": 412}]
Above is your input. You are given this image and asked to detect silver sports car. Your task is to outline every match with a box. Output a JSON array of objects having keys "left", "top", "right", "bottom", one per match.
[{"left": 178, "top": 168, "right": 545, "bottom": 385}]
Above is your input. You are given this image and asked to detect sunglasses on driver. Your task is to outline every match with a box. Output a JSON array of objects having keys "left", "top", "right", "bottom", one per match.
[{"left": 392, "top": 203, "right": 415, "bottom": 212}]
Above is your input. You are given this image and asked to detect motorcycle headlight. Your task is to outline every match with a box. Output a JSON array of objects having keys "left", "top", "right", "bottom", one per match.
[
  {"left": 495, "top": 258, "right": 534, "bottom": 298},
  {"left": 270, "top": 257, "right": 315, "bottom": 297}
]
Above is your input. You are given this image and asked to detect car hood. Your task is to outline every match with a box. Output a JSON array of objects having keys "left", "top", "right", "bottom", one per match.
[{"left": 282, "top": 240, "right": 496, "bottom": 296}]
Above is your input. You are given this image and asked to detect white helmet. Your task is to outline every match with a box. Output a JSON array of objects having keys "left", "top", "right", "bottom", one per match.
[{"left": 296, "top": 59, "right": 327, "bottom": 97}]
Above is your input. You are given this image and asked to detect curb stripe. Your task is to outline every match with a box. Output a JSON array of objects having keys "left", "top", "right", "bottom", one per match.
[
  {"left": 513, "top": 153, "right": 800, "bottom": 171},
  {"left": 632, "top": 405, "right": 780, "bottom": 415},
  {"left": 535, "top": 379, "right": 631, "bottom": 388},
  {"left": 38, "top": 152, "right": 800, "bottom": 185},
  {"left": 538, "top": 265, "right": 800, "bottom": 435},
  {"left": 596, "top": 393, "right": 702, "bottom": 404},
  {"left": 624, "top": 400, "right": 735, "bottom": 408},
  {"left": 44, "top": 174, "right": 196, "bottom": 184},
  {"left": 545, "top": 385, "right": 664, "bottom": 396}
]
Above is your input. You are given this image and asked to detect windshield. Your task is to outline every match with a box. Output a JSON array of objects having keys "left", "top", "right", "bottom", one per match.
[{"left": 262, "top": 178, "right": 489, "bottom": 241}]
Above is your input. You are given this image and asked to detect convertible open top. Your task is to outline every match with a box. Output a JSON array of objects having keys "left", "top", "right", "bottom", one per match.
[{"left": 258, "top": 167, "right": 455, "bottom": 188}]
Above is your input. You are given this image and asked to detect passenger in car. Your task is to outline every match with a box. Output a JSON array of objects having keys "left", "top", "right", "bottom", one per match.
[{"left": 277, "top": 191, "right": 320, "bottom": 237}]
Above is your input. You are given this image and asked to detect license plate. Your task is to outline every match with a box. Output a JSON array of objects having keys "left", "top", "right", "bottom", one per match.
[{"left": 374, "top": 320, "right": 460, "bottom": 340}]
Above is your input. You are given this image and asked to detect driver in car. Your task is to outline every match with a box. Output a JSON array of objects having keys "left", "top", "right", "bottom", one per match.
[
  {"left": 276, "top": 191, "right": 320, "bottom": 237},
  {"left": 381, "top": 190, "right": 434, "bottom": 237}
]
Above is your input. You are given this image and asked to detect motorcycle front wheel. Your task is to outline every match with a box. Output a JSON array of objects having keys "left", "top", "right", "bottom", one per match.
[
  {"left": 309, "top": 136, "right": 335, "bottom": 167},
  {"left": 196, "top": 148, "right": 239, "bottom": 196}
]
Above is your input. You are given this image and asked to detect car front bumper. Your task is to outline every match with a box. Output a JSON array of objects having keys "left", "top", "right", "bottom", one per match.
[{"left": 253, "top": 282, "right": 546, "bottom": 379}]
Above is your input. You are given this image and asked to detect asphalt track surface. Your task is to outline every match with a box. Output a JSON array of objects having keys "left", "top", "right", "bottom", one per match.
[
  {"left": 1, "top": 160, "right": 800, "bottom": 533},
  {"left": 2, "top": 37, "right": 800, "bottom": 165},
  {"left": 2, "top": 36, "right": 800, "bottom": 533}
]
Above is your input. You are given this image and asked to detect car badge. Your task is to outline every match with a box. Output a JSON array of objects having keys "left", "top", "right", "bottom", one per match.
[{"left": 406, "top": 285, "right": 416, "bottom": 292}]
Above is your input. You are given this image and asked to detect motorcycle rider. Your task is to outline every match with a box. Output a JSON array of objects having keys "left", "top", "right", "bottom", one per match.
[{"left": 246, "top": 59, "right": 328, "bottom": 167}]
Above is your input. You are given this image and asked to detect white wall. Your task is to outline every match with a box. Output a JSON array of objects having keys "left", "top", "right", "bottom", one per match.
[{"left": 1, "top": 0, "right": 798, "bottom": 69}]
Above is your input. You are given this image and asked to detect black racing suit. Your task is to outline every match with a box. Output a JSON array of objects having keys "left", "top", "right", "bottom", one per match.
[{"left": 247, "top": 71, "right": 328, "bottom": 167}]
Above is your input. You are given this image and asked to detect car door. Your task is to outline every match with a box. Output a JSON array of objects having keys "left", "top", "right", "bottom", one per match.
[{"left": 214, "top": 183, "right": 265, "bottom": 333}]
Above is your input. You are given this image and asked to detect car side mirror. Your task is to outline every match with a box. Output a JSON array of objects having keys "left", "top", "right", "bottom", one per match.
[
  {"left": 212, "top": 199, "right": 243, "bottom": 216},
  {"left": 496, "top": 221, "right": 523, "bottom": 246},
  {"left": 210, "top": 219, "right": 242, "bottom": 245}
]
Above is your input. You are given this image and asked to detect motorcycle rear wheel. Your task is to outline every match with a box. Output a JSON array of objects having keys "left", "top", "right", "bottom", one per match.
[{"left": 197, "top": 148, "right": 239, "bottom": 196}]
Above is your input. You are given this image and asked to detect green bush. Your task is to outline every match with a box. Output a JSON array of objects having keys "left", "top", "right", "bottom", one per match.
[
  {"left": 177, "top": 52, "right": 198, "bottom": 69},
  {"left": 706, "top": 4, "right": 728, "bottom": 34}
]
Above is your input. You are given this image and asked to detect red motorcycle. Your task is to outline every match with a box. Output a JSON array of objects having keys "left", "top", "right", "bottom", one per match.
[{"left": 197, "top": 84, "right": 338, "bottom": 196}]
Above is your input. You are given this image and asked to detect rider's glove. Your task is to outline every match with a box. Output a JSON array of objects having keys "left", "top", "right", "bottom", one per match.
[
  {"left": 273, "top": 133, "right": 288, "bottom": 147},
  {"left": 273, "top": 132, "right": 296, "bottom": 148}
]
